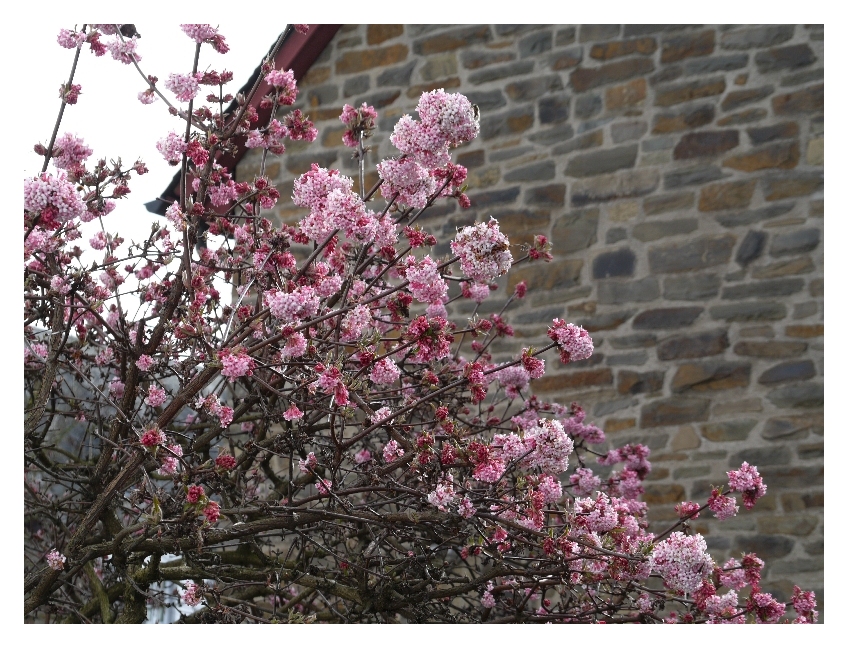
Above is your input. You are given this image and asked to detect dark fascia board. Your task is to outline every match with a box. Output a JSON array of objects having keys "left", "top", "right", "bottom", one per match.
[{"left": 145, "top": 24, "right": 341, "bottom": 216}]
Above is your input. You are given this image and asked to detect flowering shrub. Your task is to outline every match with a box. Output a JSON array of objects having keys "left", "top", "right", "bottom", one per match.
[{"left": 23, "top": 24, "right": 818, "bottom": 624}]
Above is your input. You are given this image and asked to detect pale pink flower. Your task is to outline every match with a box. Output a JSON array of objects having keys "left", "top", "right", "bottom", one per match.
[
  {"left": 450, "top": 219, "right": 513, "bottom": 284},
  {"left": 46, "top": 549, "right": 66, "bottom": 570},
  {"left": 382, "top": 440, "right": 404, "bottom": 463},
  {"left": 145, "top": 385, "right": 166, "bottom": 407},
  {"left": 370, "top": 358, "right": 400, "bottom": 385},
  {"left": 547, "top": 319, "right": 594, "bottom": 364},
  {"left": 52, "top": 133, "right": 93, "bottom": 170},
  {"left": 649, "top": 532, "right": 714, "bottom": 595}
]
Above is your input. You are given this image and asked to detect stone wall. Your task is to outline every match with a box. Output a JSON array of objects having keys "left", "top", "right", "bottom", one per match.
[{"left": 238, "top": 24, "right": 824, "bottom": 610}]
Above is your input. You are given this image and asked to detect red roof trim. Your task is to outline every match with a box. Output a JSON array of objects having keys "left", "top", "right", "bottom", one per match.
[{"left": 146, "top": 24, "right": 341, "bottom": 215}]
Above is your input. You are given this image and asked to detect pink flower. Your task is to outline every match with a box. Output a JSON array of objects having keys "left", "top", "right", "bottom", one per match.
[
  {"left": 57, "top": 29, "right": 86, "bottom": 49},
  {"left": 707, "top": 488, "right": 739, "bottom": 521},
  {"left": 140, "top": 426, "right": 165, "bottom": 448},
  {"left": 649, "top": 532, "right": 714, "bottom": 595},
  {"left": 46, "top": 549, "right": 66, "bottom": 570},
  {"left": 675, "top": 501, "right": 701, "bottom": 519},
  {"left": 427, "top": 475, "right": 456, "bottom": 511},
  {"left": 218, "top": 347, "right": 255, "bottom": 382},
  {"left": 138, "top": 88, "right": 157, "bottom": 104},
  {"left": 570, "top": 467, "right": 601, "bottom": 497},
  {"left": 182, "top": 582, "right": 201, "bottom": 606},
  {"left": 354, "top": 448, "right": 372, "bottom": 464},
  {"left": 217, "top": 406, "right": 234, "bottom": 428},
  {"left": 156, "top": 131, "right": 187, "bottom": 165},
  {"left": 180, "top": 24, "right": 219, "bottom": 43},
  {"left": 145, "top": 385, "right": 166, "bottom": 407},
  {"left": 547, "top": 319, "right": 594, "bottom": 364},
  {"left": 450, "top": 219, "right": 513, "bottom": 284},
  {"left": 24, "top": 171, "right": 86, "bottom": 226},
  {"left": 298, "top": 452, "right": 318, "bottom": 473},
  {"left": 265, "top": 69, "right": 298, "bottom": 105},
  {"left": 382, "top": 440, "right": 404, "bottom": 463},
  {"left": 165, "top": 72, "right": 202, "bottom": 103},
  {"left": 52, "top": 133, "right": 93, "bottom": 171},
  {"left": 203, "top": 500, "right": 220, "bottom": 523},
  {"left": 135, "top": 355, "right": 154, "bottom": 371},
  {"left": 377, "top": 157, "right": 436, "bottom": 208},
  {"left": 215, "top": 454, "right": 237, "bottom": 471},
  {"left": 727, "top": 462, "right": 767, "bottom": 509},
  {"left": 405, "top": 256, "right": 448, "bottom": 304},
  {"left": 747, "top": 591, "right": 786, "bottom": 623},
  {"left": 370, "top": 407, "right": 393, "bottom": 425},
  {"left": 370, "top": 358, "right": 400, "bottom": 385},
  {"left": 160, "top": 443, "right": 183, "bottom": 475},
  {"left": 341, "top": 304, "right": 372, "bottom": 341},
  {"left": 59, "top": 82, "right": 82, "bottom": 105},
  {"left": 186, "top": 484, "right": 205, "bottom": 504},
  {"left": 106, "top": 36, "right": 140, "bottom": 64},
  {"left": 791, "top": 586, "right": 818, "bottom": 623},
  {"left": 283, "top": 404, "right": 303, "bottom": 421},
  {"left": 416, "top": 89, "right": 480, "bottom": 146}
]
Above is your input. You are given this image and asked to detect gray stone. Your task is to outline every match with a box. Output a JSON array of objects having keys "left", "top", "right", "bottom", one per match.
[
  {"left": 761, "top": 415, "right": 821, "bottom": 440},
  {"left": 683, "top": 53, "right": 749, "bottom": 75},
  {"left": 701, "top": 419, "right": 757, "bottom": 442},
  {"left": 593, "top": 396, "right": 637, "bottom": 416},
  {"left": 793, "top": 302, "right": 817, "bottom": 319},
  {"left": 552, "top": 208, "right": 599, "bottom": 253},
  {"left": 597, "top": 277, "right": 660, "bottom": 304},
  {"left": 479, "top": 106, "right": 535, "bottom": 139},
  {"left": 565, "top": 144, "right": 639, "bottom": 177},
  {"left": 555, "top": 27, "right": 577, "bottom": 45},
  {"left": 709, "top": 301, "right": 787, "bottom": 322},
  {"left": 343, "top": 75, "right": 370, "bottom": 97},
  {"left": 607, "top": 351, "right": 649, "bottom": 366},
  {"left": 513, "top": 306, "right": 565, "bottom": 324},
  {"left": 632, "top": 219, "right": 698, "bottom": 242},
  {"left": 780, "top": 68, "right": 824, "bottom": 87},
  {"left": 552, "top": 130, "right": 602, "bottom": 155},
  {"left": 605, "top": 227, "right": 627, "bottom": 244},
  {"left": 539, "top": 94, "right": 571, "bottom": 124},
  {"left": 469, "top": 187, "right": 521, "bottom": 208},
  {"left": 571, "top": 169, "right": 659, "bottom": 206},
  {"left": 525, "top": 184, "right": 566, "bottom": 206},
  {"left": 731, "top": 446, "right": 792, "bottom": 467},
  {"left": 640, "top": 396, "right": 711, "bottom": 427},
  {"left": 758, "top": 360, "right": 816, "bottom": 385},
  {"left": 468, "top": 61, "right": 535, "bottom": 85},
  {"left": 527, "top": 124, "right": 576, "bottom": 145},
  {"left": 307, "top": 84, "right": 339, "bottom": 105},
  {"left": 608, "top": 333, "right": 657, "bottom": 349},
  {"left": 657, "top": 329, "right": 729, "bottom": 360},
  {"left": 506, "top": 75, "right": 564, "bottom": 102},
  {"left": 574, "top": 93, "right": 602, "bottom": 119},
  {"left": 735, "top": 230, "right": 766, "bottom": 266},
  {"left": 648, "top": 234, "right": 735, "bottom": 273},
  {"left": 617, "top": 369, "right": 664, "bottom": 393},
  {"left": 663, "top": 164, "right": 728, "bottom": 189},
  {"left": 722, "top": 278, "right": 805, "bottom": 300},
  {"left": 495, "top": 24, "right": 549, "bottom": 36},
  {"left": 733, "top": 535, "right": 795, "bottom": 561},
  {"left": 755, "top": 44, "right": 817, "bottom": 73},
  {"left": 766, "top": 382, "right": 824, "bottom": 408},
  {"left": 579, "top": 24, "right": 621, "bottom": 42},
  {"left": 663, "top": 273, "right": 721, "bottom": 301},
  {"left": 769, "top": 228, "right": 820, "bottom": 257},
  {"left": 720, "top": 25, "right": 795, "bottom": 49},
  {"left": 642, "top": 136, "right": 675, "bottom": 152},
  {"left": 376, "top": 61, "right": 416, "bottom": 87},
  {"left": 489, "top": 145, "right": 534, "bottom": 162},
  {"left": 592, "top": 248, "right": 635, "bottom": 278},
  {"left": 633, "top": 307, "right": 703, "bottom": 329},
  {"left": 504, "top": 160, "right": 556, "bottom": 182},
  {"left": 519, "top": 30, "right": 553, "bottom": 58},
  {"left": 715, "top": 203, "right": 796, "bottom": 228},
  {"left": 575, "top": 310, "right": 636, "bottom": 332},
  {"left": 611, "top": 121, "right": 649, "bottom": 143},
  {"left": 464, "top": 89, "right": 507, "bottom": 112},
  {"left": 671, "top": 361, "right": 751, "bottom": 392}
]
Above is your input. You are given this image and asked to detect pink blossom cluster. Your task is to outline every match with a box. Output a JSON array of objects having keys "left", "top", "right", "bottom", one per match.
[
  {"left": 726, "top": 462, "right": 767, "bottom": 509},
  {"left": 57, "top": 28, "right": 86, "bottom": 49},
  {"left": 315, "top": 365, "right": 349, "bottom": 406},
  {"left": 569, "top": 467, "right": 602, "bottom": 496},
  {"left": 160, "top": 443, "right": 183, "bottom": 475},
  {"left": 382, "top": 439, "right": 404, "bottom": 463},
  {"left": 293, "top": 165, "right": 376, "bottom": 244},
  {"left": 263, "top": 286, "right": 320, "bottom": 323},
  {"left": 24, "top": 172, "right": 86, "bottom": 226},
  {"left": 574, "top": 492, "right": 619, "bottom": 533},
  {"left": 246, "top": 119, "right": 288, "bottom": 154},
  {"left": 46, "top": 549, "right": 66, "bottom": 570},
  {"left": 340, "top": 102, "right": 377, "bottom": 147},
  {"left": 649, "top": 532, "right": 714, "bottom": 594},
  {"left": 427, "top": 475, "right": 456, "bottom": 511},
  {"left": 405, "top": 316, "right": 453, "bottom": 363},
  {"left": 283, "top": 404, "right": 303, "bottom": 421},
  {"left": 106, "top": 36, "right": 140, "bottom": 64},
  {"left": 340, "top": 304, "right": 373, "bottom": 341},
  {"left": 547, "top": 319, "right": 594, "bottom": 364},
  {"left": 450, "top": 219, "right": 513, "bottom": 284},
  {"left": 265, "top": 69, "right": 297, "bottom": 105},
  {"left": 165, "top": 73, "right": 202, "bottom": 103},
  {"left": 195, "top": 393, "right": 235, "bottom": 429},
  {"left": 180, "top": 24, "right": 229, "bottom": 52},
  {"left": 494, "top": 364, "right": 530, "bottom": 399},
  {"left": 140, "top": 426, "right": 166, "bottom": 448},
  {"left": 145, "top": 385, "right": 167, "bottom": 407},
  {"left": 219, "top": 347, "right": 255, "bottom": 382},
  {"left": 707, "top": 488, "right": 739, "bottom": 520},
  {"left": 370, "top": 358, "right": 400, "bottom": 385},
  {"left": 156, "top": 131, "right": 188, "bottom": 165},
  {"left": 791, "top": 586, "right": 818, "bottom": 623},
  {"left": 51, "top": 133, "right": 92, "bottom": 171},
  {"left": 377, "top": 157, "right": 437, "bottom": 208},
  {"left": 182, "top": 582, "right": 202, "bottom": 606},
  {"left": 405, "top": 256, "right": 448, "bottom": 304}
]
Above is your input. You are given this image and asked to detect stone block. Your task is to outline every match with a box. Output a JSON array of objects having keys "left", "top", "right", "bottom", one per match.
[
  {"left": 336, "top": 44, "right": 410, "bottom": 74},
  {"left": 460, "top": 49, "right": 515, "bottom": 70},
  {"left": 652, "top": 104, "right": 715, "bottom": 133},
  {"left": 592, "top": 247, "right": 635, "bottom": 278},
  {"left": 734, "top": 341, "right": 806, "bottom": 358},
  {"left": 772, "top": 84, "right": 824, "bottom": 115},
  {"left": 781, "top": 491, "right": 824, "bottom": 511},
  {"left": 537, "top": 94, "right": 571, "bottom": 124},
  {"left": 420, "top": 53, "right": 458, "bottom": 82},
  {"left": 574, "top": 310, "right": 636, "bottom": 332},
  {"left": 611, "top": 120, "right": 648, "bottom": 143},
  {"left": 604, "top": 417, "right": 637, "bottom": 433},
  {"left": 769, "top": 228, "right": 820, "bottom": 257},
  {"left": 342, "top": 75, "right": 370, "bottom": 97},
  {"left": 661, "top": 30, "right": 715, "bottom": 62},
  {"left": 412, "top": 25, "right": 491, "bottom": 55},
  {"left": 606, "top": 227, "right": 627, "bottom": 244},
  {"left": 570, "top": 58, "right": 654, "bottom": 92},
  {"left": 609, "top": 333, "right": 657, "bottom": 349},
  {"left": 709, "top": 301, "right": 787, "bottom": 322},
  {"left": 766, "top": 382, "right": 824, "bottom": 408},
  {"left": 593, "top": 396, "right": 637, "bottom": 416},
  {"left": 574, "top": 94, "right": 602, "bottom": 119},
  {"left": 503, "top": 160, "right": 556, "bottom": 183},
  {"left": 519, "top": 31, "right": 553, "bottom": 58},
  {"left": 674, "top": 131, "right": 739, "bottom": 159},
  {"left": 525, "top": 184, "right": 565, "bottom": 206},
  {"left": 479, "top": 106, "right": 535, "bottom": 139},
  {"left": 807, "top": 138, "right": 823, "bottom": 165},
  {"left": 755, "top": 44, "right": 817, "bottom": 73},
  {"left": 698, "top": 180, "right": 756, "bottom": 211},
  {"left": 632, "top": 219, "right": 698, "bottom": 242},
  {"left": 762, "top": 413, "right": 823, "bottom": 440},
  {"left": 683, "top": 54, "right": 749, "bottom": 75},
  {"left": 551, "top": 207, "right": 599, "bottom": 253},
  {"left": 553, "top": 129, "right": 605, "bottom": 156},
  {"left": 655, "top": 77, "right": 725, "bottom": 106},
  {"left": 617, "top": 369, "right": 664, "bottom": 394},
  {"left": 641, "top": 397, "right": 711, "bottom": 427},
  {"left": 605, "top": 78, "right": 647, "bottom": 110},
  {"left": 731, "top": 445, "right": 792, "bottom": 467},
  {"left": 663, "top": 164, "right": 727, "bottom": 189},
  {"left": 785, "top": 324, "right": 823, "bottom": 338},
  {"left": 714, "top": 203, "right": 795, "bottom": 228},
  {"left": 527, "top": 124, "right": 576, "bottom": 146},
  {"left": 748, "top": 122, "right": 800, "bottom": 145},
  {"left": 565, "top": 144, "right": 638, "bottom": 177},
  {"left": 590, "top": 37, "right": 657, "bottom": 60},
  {"left": 469, "top": 187, "right": 521, "bottom": 209},
  {"left": 532, "top": 368, "right": 613, "bottom": 392},
  {"left": 464, "top": 89, "right": 506, "bottom": 112},
  {"left": 507, "top": 258, "right": 583, "bottom": 292},
  {"left": 701, "top": 419, "right": 757, "bottom": 442},
  {"left": 671, "top": 361, "right": 751, "bottom": 393},
  {"left": 643, "top": 191, "right": 695, "bottom": 215},
  {"left": 505, "top": 75, "right": 564, "bottom": 102},
  {"left": 723, "top": 142, "right": 800, "bottom": 172},
  {"left": 555, "top": 26, "right": 577, "bottom": 45},
  {"left": 720, "top": 25, "right": 794, "bottom": 49},
  {"left": 758, "top": 360, "right": 816, "bottom": 385},
  {"left": 721, "top": 278, "right": 805, "bottom": 300},
  {"left": 751, "top": 256, "right": 814, "bottom": 279},
  {"left": 633, "top": 306, "right": 703, "bottom": 329},
  {"left": 551, "top": 46, "right": 584, "bottom": 70},
  {"left": 642, "top": 484, "right": 687, "bottom": 505},
  {"left": 578, "top": 24, "right": 621, "bottom": 42},
  {"left": 648, "top": 235, "right": 735, "bottom": 273},
  {"left": 367, "top": 24, "right": 403, "bottom": 45},
  {"left": 657, "top": 329, "right": 728, "bottom": 360},
  {"left": 597, "top": 278, "right": 660, "bottom": 304},
  {"left": 607, "top": 351, "right": 648, "bottom": 366},
  {"left": 734, "top": 535, "right": 794, "bottom": 560},
  {"left": 717, "top": 108, "right": 768, "bottom": 126},
  {"left": 571, "top": 169, "right": 659, "bottom": 206},
  {"left": 468, "top": 61, "right": 535, "bottom": 85},
  {"left": 735, "top": 230, "right": 766, "bottom": 266},
  {"left": 721, "top": 85, "right": 774, "bottom": 111}
]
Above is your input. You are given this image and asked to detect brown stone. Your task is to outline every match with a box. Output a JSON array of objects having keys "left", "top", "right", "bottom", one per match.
[
  {"left": 722, "top": 142, "right": 800, "bottom": 172},
  {"left": 461, "top": 50, "right": 515, "bottom": 70},
  {"left": 734, "top": 341, "right": 807, "bottom": 358},
  {"left": 785, "top": 324, "right": 823, "bottom": 338},
  {"left": 672, "top": 426, "right": 701, "bottom": 451},
  {"left": 641, "top": 397, "right": 710, "bottom": 427},
  {"left": 605, "top": 78, "right": 647, "bottom": 110},
  {"left": 301, "top": 66, "right": 331, "bottom": 85},
  {"left": 752, "top": 256, "right": 815, "bottom": 279},
  {"left": 716, "top": 108, "right": 768, "bottom": 126},
  {"left": 570, "top": 58, "right": 655, "bottom": 92},
  {"left": 576, "top": 310, "right": 636, "bottom": 332},
  {"left": 762, "top": 173, "right": 823, "bottom": 201},
  {"left": 671, "top": 362, "right": 751, "bottom": 392},
  {"left": 590, "top": 37, "right": 657, "bottom": 60},
  {"left": 747, "top": 122, "right": 799, "bottom": 144},
  {"left": 617, "top": 370, "right": 664, "bottom": 395},
  {"left": 492, "top": 209, "right": 550, "bottom": 247},
  {"left": 655, "top": 78, "right": 726, "bottom": 107},
  {"left": 698, "top": 180, "right": 756, "bottom": 211},
  {"left": 551, "top": 208, "right": 599, "bottom": 252},
  {"left": 700, "top": 419, "right": 756, "bottom": 442},
  {"left": 657, "top": 329, "right": 729, "bottom": 360},
  {"left": 406, "top": 77, "right": 461, "bottom": 98},
  {"left": 673, "top": 131, "right": 739, "bottom": 159},
  {"left": 721, "top": 85, "right": 774, "bottom": 111},
  {"left": 642, "top": 484, "right": 686, "bottom": 505},
  {"left": 643, "top": 192, "right": 695, "bottom": 215},
  {"left": 605, "top": 417, "right": 636, "bottom": 432},
  {"left": 652, "top": 104, "right": 715, "bottom": 133},
  {"left": 762, "top": 413, "right": 823, "bottom": 440},
  {"left": 570, "top": 169, "right": 659, "bottom": 207},
  {"left": 336, "top": 44, "right": 410, "bottom": 74},
  {"left": 507, "top": 258, "right": 583, "bottom": 292},
  {"left": 758, "top": 516, "right": 818, "bottom": 536},
  {"left": 661, "top": 30, "right": 715, "bottom": 63},
  {"left": 772, "top": 84, "right": 824, "bottom": 115},
  {"left": 525, "top": 184, "right": 566, "bottom": 206},
  {"left": 781, "top": 492, "right": 824, "bottom": 511},
  {"left": 367, "top": 24, "right": 404, "bottom": 45},
  {"left": 551, "top": 47, "right": 584, "bottom": 70},
  {"left": 533, "top": 368, "right": 613, "bottom": 392},
  {"left": 412, "top": 25, "right": 491, "bottom": 55}
]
